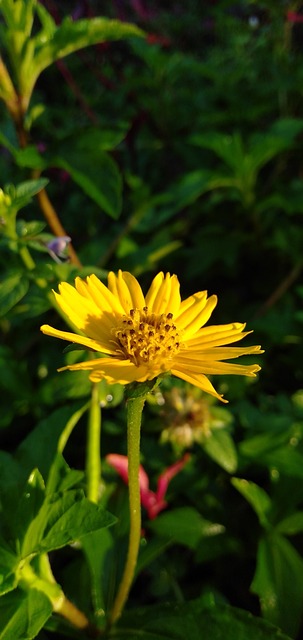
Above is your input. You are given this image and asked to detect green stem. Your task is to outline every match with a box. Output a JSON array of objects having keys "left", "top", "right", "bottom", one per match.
[
  {"left": 109, "top": 393, "right": 145, "bottom": 626},
  {"left": 19, "top": 561, "right": 100, "bottom": 637},
  {"left": 58, "top": 401, "right": 90, "bottom": 454},
  {"left": 86, "top": 382, "right": 102, "bottom": 503}
]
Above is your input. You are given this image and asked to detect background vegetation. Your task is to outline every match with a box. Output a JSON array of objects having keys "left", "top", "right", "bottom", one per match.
[{"left": 1, "top": 0, "right": 303, "bottom": 638}]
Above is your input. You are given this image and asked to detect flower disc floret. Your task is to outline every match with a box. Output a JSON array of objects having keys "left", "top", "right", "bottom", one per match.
[
  {"left": 40, "top": 270, "right": 263, "bottom": 402},
  {"left": 114, "top": 307, "right": 181, "bottom": 366}
]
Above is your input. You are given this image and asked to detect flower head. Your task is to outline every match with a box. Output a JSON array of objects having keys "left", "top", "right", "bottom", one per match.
[
  {"left": 106, "top": 453, "right": 190, "bottom": 519},
  {"left": 40, "top": 271, "right": 263, "bottom": 402}
]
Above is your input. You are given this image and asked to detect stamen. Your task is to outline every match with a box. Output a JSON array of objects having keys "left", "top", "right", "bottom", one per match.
[{"left": 113, "top": 308, "right": 182, "bottom": 367}]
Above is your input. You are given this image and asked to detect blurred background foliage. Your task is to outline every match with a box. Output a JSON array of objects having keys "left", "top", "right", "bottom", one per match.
[{"left": 1, "top": 0, "right": 303, "bottom": 638}]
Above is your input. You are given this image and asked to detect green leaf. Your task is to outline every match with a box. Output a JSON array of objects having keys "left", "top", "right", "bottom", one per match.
[
  {"left": 13, "top": 145, "right": 46, "bottom": 170},
  {"left": 17, "top": 405, "right": 84, "bottom": 480},
  {"left": 22, "top": 491, "right": 116, "bottom": 557},
  {"left": 114, "top": 599, "right": 292, "bottom": 640},
  {"left": 0, "top": 588, "right": 52, "bottom": 640},
  {"left": 0, "top": 273, "right": 29, "bottom": 317},
  {"left": 259, "top": 448, "right": 303, "bottom": 479},
  {"left": 0, "top": 546, "right": 19, "bottom": 596},
  {"left": 203, "top": 429, "right": 238, "bottom": 473},
  {"left": 0, "top": 0, "right": 36, "bottom": 34},
  {"left": 45, "top": 453, "right": 84, "bottom": 496},
  {"left": 251, "top": 533, "right": 303, "bottom": 637},
  {"left": 24, "top": 16, "right": 144, "bottom": 99},
  {"left": 148, "top": 507, "right": 225, "bottom": 550},
  {"left": 81, "top": 528, "right": 114, "bottom": 613},
  {"left": 231, "top": 478, "right": 272, "bottom": 529},
  {"left": 34, "top": 16, "right": 144, "bottom": 71},
  {"left": 276, "top": 511, "right": 303, "bottom": 535},
  {"left": 55, "top": 150, "right": 122, "bottom": 219},
  {"left": 14, "top": 178, "right": 48, "bottom": 203},
  {"left": 13, "top": 469, "right": 45, "bottom": 553}
]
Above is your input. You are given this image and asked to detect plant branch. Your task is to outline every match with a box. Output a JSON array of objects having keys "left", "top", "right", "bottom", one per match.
[
  {"left": 108, "top": 393, "right": 145, "bottom": 626},
  {"left": 86, "top": 382, "right": 102, "bottom": 503}
]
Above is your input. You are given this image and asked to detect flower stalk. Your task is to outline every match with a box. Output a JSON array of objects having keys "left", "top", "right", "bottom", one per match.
[
  {"left": 86, "top": 383, "right": 102, "bottom": 503},
  {"left": 109, "top": 389, "right": 146, "bottom": 626}
]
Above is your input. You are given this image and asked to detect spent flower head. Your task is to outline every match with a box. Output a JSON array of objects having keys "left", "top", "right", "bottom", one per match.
[
  {"left": 41, "top": 270, "right": 263, "bottom": 402},
  {"left": 159, "top": 384, "right": 233, "bottom": 452}
]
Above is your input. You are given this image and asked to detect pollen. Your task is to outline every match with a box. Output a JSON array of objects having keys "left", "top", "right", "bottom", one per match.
[{"left": 113, "top": 308, "right": 182, "bottom": 366}]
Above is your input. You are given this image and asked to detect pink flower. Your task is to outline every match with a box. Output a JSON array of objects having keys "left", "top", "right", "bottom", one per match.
[
  {"left": 106, "top": 453, "right": 190, "bottom": 519},
  {"left": 287, "top": 11, "right": 303, "bottom": 23}
]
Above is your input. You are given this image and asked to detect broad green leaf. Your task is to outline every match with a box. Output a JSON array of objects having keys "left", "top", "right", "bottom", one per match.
[
  {"left": 17, "top": 405, "right": 85, "bottom": 480},
  {"left": 276, "top": 511, "right": 303, "bottom": 535},
  {"left": 148, "top": 507, "right": 224, "bottom": 550},
  {"left": 251, "top": 533, "right": 303, "bottom": 637},
  {"left": 0, "top": 546, "right": 19, "bottom": 596},
  {"left": 231, "top": 478, "right": 272, "bottom": 529},
  {"left": 81, "top": 528, "right": 114, "bottom": 613},
  {"left": 0, "top": 588, "right": 52, "bottom": 640},
  {"left": 0, "top": 130, "right": 15, "bottom": 154},
  {"left": 46, "top": 453, "right": 84, "bottom": 496},
  {"left": 2, "top": 179, "right": 48, "bottom": 214},
  {"left": 114, "top": 599, "right": 292, "bottom": 640},
  {"left": 34, "top": 16, "right": 144, "bottom": 70},
  {"left": 13, "top": 145, "right": 46, "bottom": 170},
  {"left": 239, "top": 428, "right": 293, "bottom": 459},
  {"left": 14, "top": 178, "right": 48, "bottom": 202},
  {"left": 0, "top": 0, "right": 36, "bottom": 35},
  {"left": 203, "top": 429, "right": 238, "bottom": 473},
  {"left": 0, "top": 273, "right": 29, "bottom": 317},
  {"left": 55, "top": 151, "right": 122, "bottom": 219},
  {"left": 12, "top": 469, "right": 45, "bottom": 552},
  {"left": 22, "top": 16, "right": 144, "bottom": 99},
  {"left": 260, "top": 448, "right": 303, "bottom": 479},
  {"left": 22, "top": 490, "right": 116, "bottom": 557},
  {"left": 0, "top": 450, "right": 23, "bottom": 495}
]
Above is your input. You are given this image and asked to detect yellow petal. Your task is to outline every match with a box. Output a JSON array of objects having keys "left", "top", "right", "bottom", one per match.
[
  {"left": 175, "top": 357, "right": 261, "bottom": 377},
  {"left": 59, "top": 357, "right": 151, "bottom": 385},
  {"left": 176, "top": 294, "right": 217, "bottom": 339},
  {"left": 186, "top": 323, "right": 249, "bottom": 348},
  {"left": 180, "top": 345, "right": 264, "bottom": 361},
  {"left": 145, "top": 272, "right": 164, "bottom": 309},
  {"left": 40, "top": 324, "right": 116, "bottom": 355},
  {"left": 148, "top": 273, "right": 173, "bottom": 314},
  {"left": 171, "top": 364, "right": 227, "bottom": 403},
  {"left": 108, "top": 270, "right": 134, "bottom": 313},
  {"left": 121, "top": 272, "right": 146, "bottom": 309},
  {"left": 86, "top": 274, "right": 125, "bottom": 315},
  {"left": 53, "top": 290, "right": 113, "bottom": 343}
]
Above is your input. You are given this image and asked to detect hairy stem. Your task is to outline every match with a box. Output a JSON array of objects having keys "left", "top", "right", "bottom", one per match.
[
  {"left": 86, "top": 383, "right": 102, "bottom": 503},
  {"left": 109, "top": 394, "right": 145, "bottom": 626}
]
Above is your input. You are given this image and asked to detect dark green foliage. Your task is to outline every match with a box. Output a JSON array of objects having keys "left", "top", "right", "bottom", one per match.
[{"left": 1, "top": 0, "right": 303, "bottom": 638}]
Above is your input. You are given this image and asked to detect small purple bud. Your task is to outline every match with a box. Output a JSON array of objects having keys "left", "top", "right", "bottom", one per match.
[{"left": 46, "top": 236, "right": 71, "bottom": 262}]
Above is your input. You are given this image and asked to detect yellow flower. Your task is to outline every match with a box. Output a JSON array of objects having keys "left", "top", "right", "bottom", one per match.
[{"left": 40, "top": 271, "right": 263, "bottom": 402}]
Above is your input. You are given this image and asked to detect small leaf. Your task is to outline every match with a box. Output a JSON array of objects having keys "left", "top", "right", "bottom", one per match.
[
  {"left": 0, "top": 588, "right": 52, "bottom": 640},
  {"left": 14, "top": 178, "right": 48, "bottom": 201},
  {"left": 55, "top": 151, "right": 122, "bottom": 218},
  {"left": 0, "top": 546, "right": 19, "bottom": 596},
  {"left": 148, "top": 507, "right": 224, "bottom": 550},
  {"left": 33, "top": 17, "right": 144, "bottom": 72},
  {"left": 251, "top": 533, "right": 303, "bottom": 637},
  {"left": 13, "top": 146, "right": 46, "bottom": 170},
  {"left": 231, "top": 478, "right": 272, "bottom": 529},
  {"left": 260, "top": 448, "right": 303, "bottom": 479},
  {"left": 0, "top": 273, "right": 29, "bottom": 317},
  {"left": 276, "top": 511, "right": 303, "bottom": 535},
  {"left": 203, "top": 429, "right": 238, "bottom": 473},
  {"left": 115, "top": 599, "right": 292, "bottom": 640}
]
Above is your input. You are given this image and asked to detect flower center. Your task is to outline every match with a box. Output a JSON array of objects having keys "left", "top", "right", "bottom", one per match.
[{"left": 113, "top": 307, "right": 181, "bottom": 366}]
